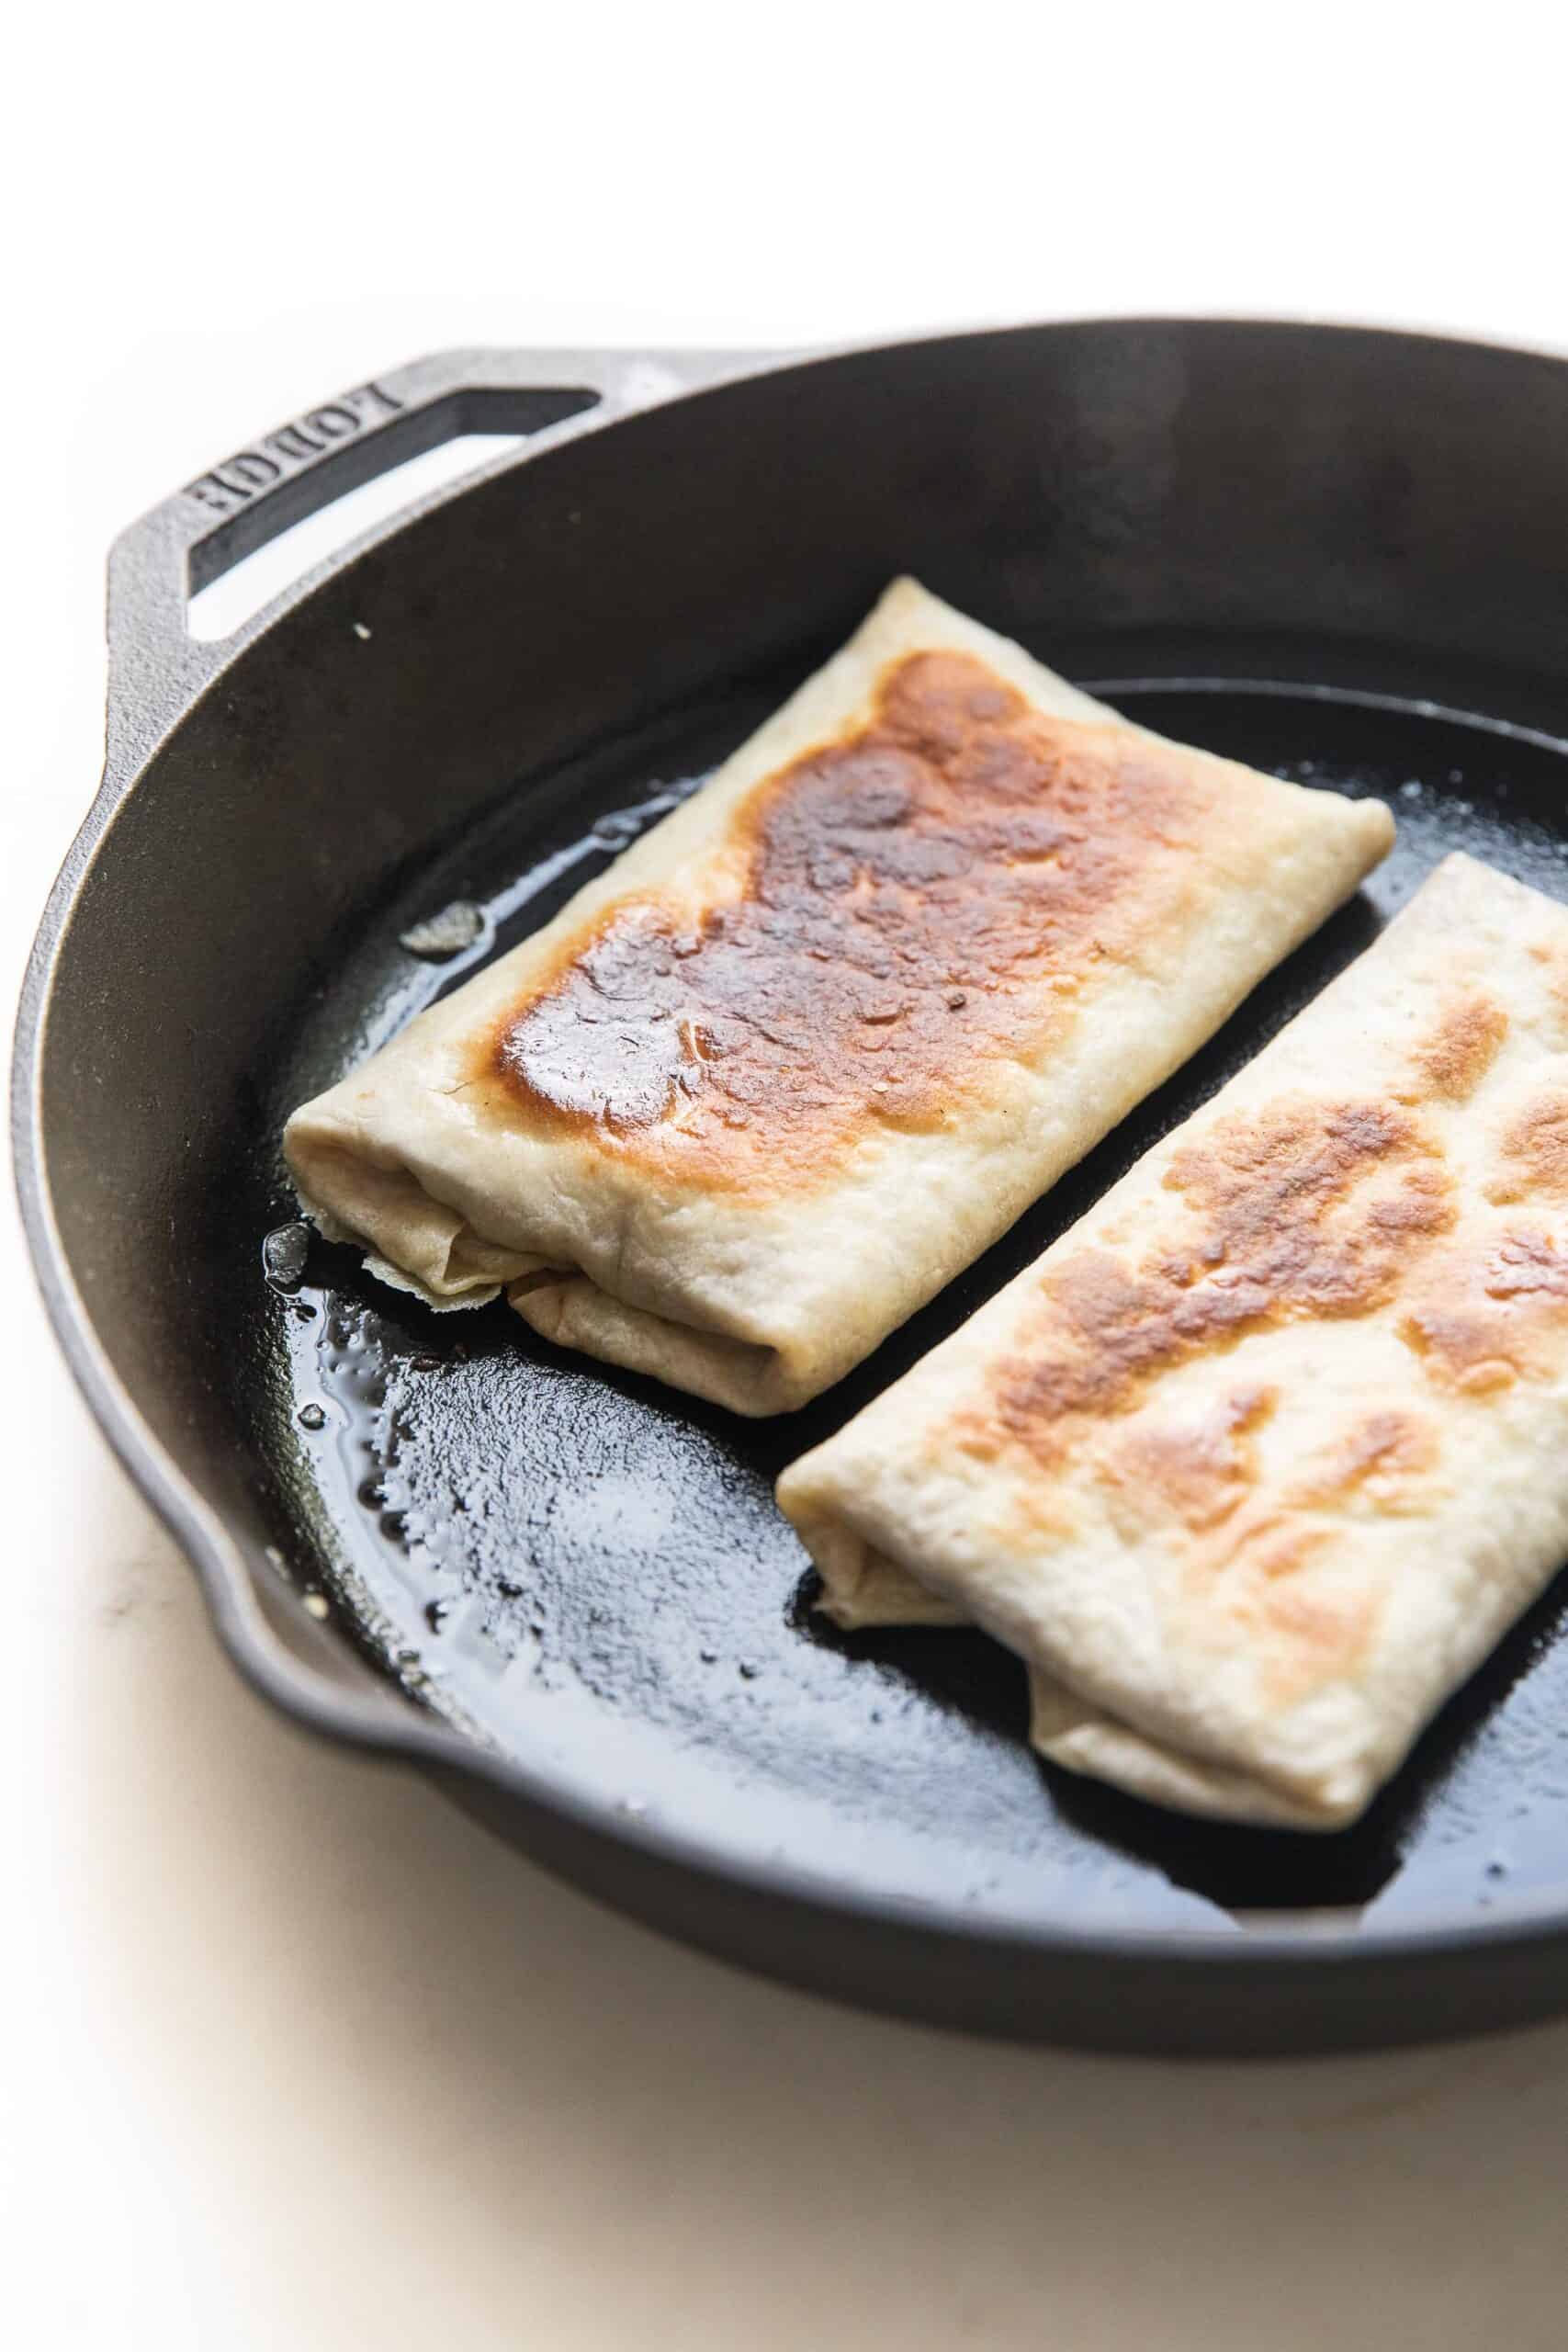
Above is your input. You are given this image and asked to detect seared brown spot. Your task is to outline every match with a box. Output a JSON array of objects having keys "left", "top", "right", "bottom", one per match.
[
  {"left": 1399, "top": 1310, "right": 1516, "bottom": 1395},
  {"left": 1400, "top": 1227, "right": 1568, "bottom": 1392},
  {"left": 481, "top": 651, "right": 1217, "bottom": 1189},
  {"left": 1254, "top": 1577, "right": 1379, "bottom": 1703},
  {"left": 1484, "top": 1229, "right": 1568, "bottom": 1300},
  {"left": 1140, "top": 1408, "right": 1430, "bottom": 1702},
  {"left": 1528, "top": 939, "right": 1568, "bottom": 1039},
  {"left": 1489, "top": 1091, "right": 1568, "bottom": 1203},
  {"left": 1406, "top": 994, "right": 1507, "bottom": 1102},
  {"left": 972, "top": 1098, "right": 1453, "bottom": 1465},
  {"left": 1172, "top": 1504, "right": 1378, "bottom": 1706},
  {"left": 1291, "top": 1410, "right": 1438, "bottom": 1507},
  {"left": 1247, "top": 1525, "right": 1330, "bottom": 1583},
  {"left": 1104, "top": 1385, "right": 1277, "bottom": 1532}
]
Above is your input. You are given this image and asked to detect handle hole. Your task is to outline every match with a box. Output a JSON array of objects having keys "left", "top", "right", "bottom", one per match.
[{"left": 185, "top": 386, "right": 598, "bottom": 642}]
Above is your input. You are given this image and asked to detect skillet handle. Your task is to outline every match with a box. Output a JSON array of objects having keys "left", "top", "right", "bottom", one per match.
[{"left": 101, "top": 345, "right": 753, "bottom": 784}]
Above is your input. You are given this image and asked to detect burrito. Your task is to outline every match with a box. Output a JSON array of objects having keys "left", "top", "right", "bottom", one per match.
[
  {"left": 781, "top": 854, "right": 1568, "bottom": 1827},
  {"left": 286, "top": 578, "right": 1392, "bottom": 1414}
]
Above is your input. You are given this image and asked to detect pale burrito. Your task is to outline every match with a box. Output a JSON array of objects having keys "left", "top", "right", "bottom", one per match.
[
  {"left": 285, "top": 579, "right": 1392, "bottom": 1415},
  {"left": 780, "top": 854, "right": 1568, "bottom": 1828}
]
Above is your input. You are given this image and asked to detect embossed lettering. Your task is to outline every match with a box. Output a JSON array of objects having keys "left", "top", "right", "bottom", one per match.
[
  {"left": 184, "top": 379, "right": 408, "bottom": 519},
  {"left": 266, "top": 422, "right": 326, "bottom": 463},
  {"left": 222, "top": 450, "right": 282, "bottom": 492},
  {"left": 186, "top": 473, "right": 243, "bottom": 514},
  {"left": 307, "top": 404, "right": 359, "bottom": 440}
]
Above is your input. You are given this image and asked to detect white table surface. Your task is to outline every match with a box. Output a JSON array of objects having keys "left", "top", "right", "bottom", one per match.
[{"left": 9, "top": 14, "right": 1568, "bottom": 2346}]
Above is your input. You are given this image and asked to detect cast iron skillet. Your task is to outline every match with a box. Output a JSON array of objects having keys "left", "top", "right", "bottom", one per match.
[{"left": 20, "top": 322, "right": 1568, "bottom": 2057}]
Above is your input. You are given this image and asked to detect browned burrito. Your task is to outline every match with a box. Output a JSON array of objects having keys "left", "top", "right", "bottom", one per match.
[
  {"left": 780, "top": 854, "right": 1568, "bottom": 1827},
  {"left": 285, "top": 580, "right": 1393, "bottom": 1414}
]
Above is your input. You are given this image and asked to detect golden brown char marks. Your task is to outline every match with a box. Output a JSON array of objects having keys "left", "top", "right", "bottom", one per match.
[
  {"left": 1527, "top": 937, "right": 1568, "bottom": 1037},
  {"left": 973, "top": 1097, "right": 1454, "bottom": 1466},
  {"left": 1293, "top": 1409, "right": 1438, "bottom": 1506},
  {"left": 479, "top": 651, "right": 1219, "bottom": 1191},
  {"left": 1405, "top": 993, "right": 1508, "bottom": 1102},
  {"left": 1105, "top": 1388, "right": 1434, "bottom": 1547},
  {"left": 1164, "top": 1409, "right": 1435, "bottom": 1704},
  {"left": 1404, "top": 1043, "right": 1568, "bottom": 1385},
  {"left": 1488, "top": 1091, "right": 1568, "bottom": 1203},
  {"left": 1106, "top": 1385, "right": 1277, "bottom": 1533},
  {"left": 1401, "top": 1227, "right": 1568, "bottom": 1393},
  {"left": 1225, "top": 1562, "right": 1380, "bottom": 1706}
]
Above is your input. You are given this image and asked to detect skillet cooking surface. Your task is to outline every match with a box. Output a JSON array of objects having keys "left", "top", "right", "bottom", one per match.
[{"left": 259, "top": 673, "right": 1568, "bottom": 1936}]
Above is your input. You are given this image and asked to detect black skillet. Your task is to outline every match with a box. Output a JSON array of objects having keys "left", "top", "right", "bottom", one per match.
[{"left": 20, "top": 321, "right": 1568, "bottom": 2057}]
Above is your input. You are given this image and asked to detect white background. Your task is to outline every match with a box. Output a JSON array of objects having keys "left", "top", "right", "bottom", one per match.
[{"left": 7, "top": 10, "right": 1568, "bottom": 2346}]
